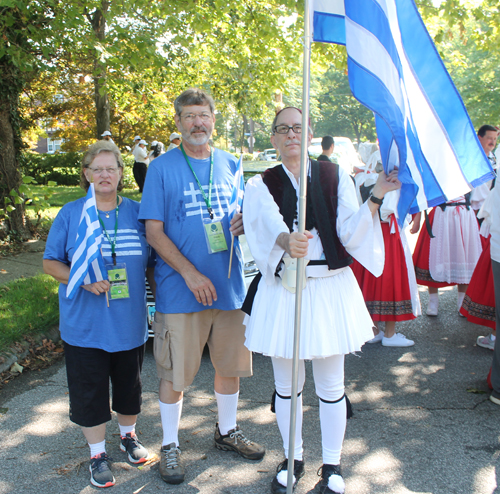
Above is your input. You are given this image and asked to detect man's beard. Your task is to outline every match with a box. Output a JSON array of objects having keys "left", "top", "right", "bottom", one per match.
[{"left": 180, "top": 124, "right": 212, "bottom": 146}]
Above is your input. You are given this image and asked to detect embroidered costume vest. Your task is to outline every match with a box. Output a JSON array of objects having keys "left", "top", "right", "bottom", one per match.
[{"left": 261, "top": 160, "right": 352, "bottom": 270}]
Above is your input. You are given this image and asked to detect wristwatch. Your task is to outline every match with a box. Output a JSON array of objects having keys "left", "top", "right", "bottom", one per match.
[{"left": 369, "top": 194, "right": 384, "bottom": 205}]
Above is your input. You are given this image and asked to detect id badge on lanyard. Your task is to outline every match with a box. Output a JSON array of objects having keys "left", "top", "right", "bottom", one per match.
[
  {"left": 106, "top": 262, "right": 130, "bottom": 300},
  {"left": 202, "top": 216, "right": 228, "bottom": 254},
  {"left": 180, "top": 144, "right": 228, "bottom": 254}
]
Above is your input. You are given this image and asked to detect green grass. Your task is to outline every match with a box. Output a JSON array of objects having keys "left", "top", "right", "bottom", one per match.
[{"left": 0, "top": 274, "right": 60, "bottom": 353}]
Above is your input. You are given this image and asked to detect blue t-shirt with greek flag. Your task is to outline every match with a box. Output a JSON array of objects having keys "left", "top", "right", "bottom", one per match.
[
  {"left": 44, "top": 197, "right": 151, "bottom": 352},
  {"left": 138, "top": 147, "right": 246, "bottom": 314}
]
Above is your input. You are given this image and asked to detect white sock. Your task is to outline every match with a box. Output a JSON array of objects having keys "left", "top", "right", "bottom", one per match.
[
  {"left": 159, "top": 399, "right": 183, "bottom": 447},
  {"left": 275, "top": 393, "right": 303, "bottom": 461},
  {"left": 215, "top": 390, "right": 238, "bottom": 435},
  {"left": 119, "top": 423, "right": 135, "bottom": 437},
  {"left": 429, "top": 292, "right": 439, "bottom": 302},
  {"left": 491, "top": 334, "right": 497, "bottom": 342},
  {"left": 319, "top": 398, "right": 347, "bottom": 465},
  {"left": 89, "top": 439, "right": 106, "bottom": 458},
  {"left": 457, "top": 292, "right": 465, "bottom": 309}
]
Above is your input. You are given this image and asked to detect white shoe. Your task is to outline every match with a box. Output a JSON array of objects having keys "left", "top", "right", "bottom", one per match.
[
  {"left": 426, "top": 297, "right": 438, "bottom": 316},
  {"left": 366, "top": 330, "right": 384, "bottom": 344},
  {"left": 382, "top": 333, "right": 415, "bottom": 347},
  {"left": 477, "top": 335, "right": 495, "bottom": 350}
]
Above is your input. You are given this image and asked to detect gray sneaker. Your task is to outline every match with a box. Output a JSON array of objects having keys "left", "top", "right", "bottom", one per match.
[
  {"left": 89, "top": 453, "right": 115, "bottom": 488},
  {"left": 214, "top": 423, "right": 265, "bottom": 460},
  {"left": 159, "top": 443, "right": 185, "bottom": 485},
  {"left": 120, "top": 433, "right": 149, "bottom": 464}
]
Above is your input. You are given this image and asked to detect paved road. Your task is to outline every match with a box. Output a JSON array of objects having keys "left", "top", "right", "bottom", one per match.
[
  {"left": 0, "top": 241, "right": 46, "bottom": 286},
  {"left": 1, "top": 285, "right": 499, "bottom": 494}
]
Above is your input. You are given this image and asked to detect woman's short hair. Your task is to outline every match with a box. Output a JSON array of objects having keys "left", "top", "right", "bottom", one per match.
[{"left": 80, "top": 140, "right": 124, "bottom": 192}]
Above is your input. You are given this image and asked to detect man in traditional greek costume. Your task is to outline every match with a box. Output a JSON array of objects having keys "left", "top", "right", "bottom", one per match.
[{"left": 242, "top": 107, "right": 400, "bottom": 494}]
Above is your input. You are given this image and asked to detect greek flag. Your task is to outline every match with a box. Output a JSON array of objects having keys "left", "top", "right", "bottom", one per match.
[
  {"left": 66, "top": 183, "right": 106, "bottom": 299},
  {"left": 228, "top": 156, "right": 245, "bottom": 223},
  {"left": 311, "top": 0, "right": 495, "bottom": 221}
]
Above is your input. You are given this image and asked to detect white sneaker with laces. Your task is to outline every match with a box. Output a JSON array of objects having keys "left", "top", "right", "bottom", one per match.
[
  {"left": 366, "top": 330, "right": 384, "bottom": 344},
  {"left": 382, "top": 333, "right": 415, "bottom": 347},
  {"left": 477, "top": 335, "right": 495, "bottom": 350}
]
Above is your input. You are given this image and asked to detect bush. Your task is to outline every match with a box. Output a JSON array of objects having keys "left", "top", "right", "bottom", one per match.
[
  {"left": 122, "top": 155, "right": 136, "bottom": 189},
  {"left": 20, "top": 152, "right": 82, "bottom": 186},
  {"left": 235, "top": 153, "right": 255, "bottom": 161}
]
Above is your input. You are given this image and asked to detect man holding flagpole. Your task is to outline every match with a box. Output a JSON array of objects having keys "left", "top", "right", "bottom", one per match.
[
  {"left": 242, "top": 107, "right": 401, "bottom": 494},
  {"left": 139, "top": 88, "right": 264, "bottom": 486}
]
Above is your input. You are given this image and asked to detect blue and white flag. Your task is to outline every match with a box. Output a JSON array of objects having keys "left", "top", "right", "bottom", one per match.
[
  {"left": 66, "top": 183, "right": 107, "bottom": 299},
  {"left": 311, "top": 0, "right": 494, "bottom": 222},
  {"left": 228, "top": 156, "right": 245, "bottom": 224}
]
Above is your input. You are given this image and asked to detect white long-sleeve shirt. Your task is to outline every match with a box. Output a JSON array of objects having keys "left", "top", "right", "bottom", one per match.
[
  {"left": 243, "top": 163, "right": 385, "bottom": 283},
  {"left": 132, "top": 145, "right": 149, "bottom": 164}
]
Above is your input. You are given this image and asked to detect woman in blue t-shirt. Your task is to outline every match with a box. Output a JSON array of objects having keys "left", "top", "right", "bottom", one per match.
[{"left": 43, "top": 141, "right": 154, "bottom": 488}]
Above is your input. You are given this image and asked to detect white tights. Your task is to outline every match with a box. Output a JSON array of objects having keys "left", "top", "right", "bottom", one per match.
[{"left": 271, "top": 355, "right": 347, "bottom": 465}]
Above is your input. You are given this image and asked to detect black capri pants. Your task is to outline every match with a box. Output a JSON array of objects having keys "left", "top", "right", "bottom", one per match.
[{"left": 64, "top": 342, "right": 145, "bottom": 428}]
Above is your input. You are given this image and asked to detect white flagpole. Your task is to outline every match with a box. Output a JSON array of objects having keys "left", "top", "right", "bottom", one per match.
[{"left": 286, "top": 0, "right": 312, "bottom": 491}]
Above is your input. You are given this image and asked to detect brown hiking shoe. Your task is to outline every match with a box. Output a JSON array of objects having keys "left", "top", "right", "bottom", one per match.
[
  {"left": 159, "top": 443, "right": 185, "bottom": 485},
  {"left": 214, "top": 423, "right": 265, "bottom": 460}
]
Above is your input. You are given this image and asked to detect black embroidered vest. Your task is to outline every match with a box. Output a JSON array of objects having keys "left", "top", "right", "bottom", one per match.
[{"left": 261, "top": 160, "right": 352, "bottom": 270}]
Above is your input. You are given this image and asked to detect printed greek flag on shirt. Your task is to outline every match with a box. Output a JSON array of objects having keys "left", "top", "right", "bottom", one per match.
[
  {"left": 66, "top": 183, "right": 107, "bottom": 299},
  {"left": 310, "top": 0, "right": 494, "bottom": 222}
]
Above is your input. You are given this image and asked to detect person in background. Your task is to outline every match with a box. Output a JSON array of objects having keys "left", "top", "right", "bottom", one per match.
[
  {"left": 470, "top": 125, "right": 498, "bottom": 213},
  {"left": 317, "top": 135, "right": 334, "bottom": 162},
  {"left": 132, "top": 139, "right": 149, "bottom": 193},
  {"left": 352, "top": 166, "right": 420, "bottom": 347},
  {"left": 412, "top": 197, "right": 482, "bottom": 316},
  {"left": 43, "top": 140, "right": 154, "bottom": 488},
  {"left": 167, "top": 132, "right": 182, "bottom": 152},
  {"left": 478, "top": 180, "right": 500, "bottom": 405},
  {"left": 139, "top": 88, "right": 265, "bottom": 486},
  {"left": 149, "top": 141, "right": 159, "bottom": 161},
  {"left": 149, "top": 140, "right": 165, "bottom": 162},
  {"left": 101, "top": 130, "right": 113, "bottom": 142},
  {"left": 461, "top": 126, "right": 498, "bottom": 349}
]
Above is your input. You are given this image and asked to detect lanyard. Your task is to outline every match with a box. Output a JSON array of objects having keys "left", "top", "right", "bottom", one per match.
[
  {"left": 98, "top": 203, "right": 119, "bottom": 265},
  {"left": 180, "top": 143, "right": 214, "bottom": 219}
]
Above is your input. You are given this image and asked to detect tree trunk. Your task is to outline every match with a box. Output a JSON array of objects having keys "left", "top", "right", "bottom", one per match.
[
  {"left": 0, "top": 100, "right": 28, "bottom": 241},
  {"left": 241, "top": 115, "right": 247, "bottom": 153},
  {"left": 91, "top": 2, "right": 110, "bottom": 138}
]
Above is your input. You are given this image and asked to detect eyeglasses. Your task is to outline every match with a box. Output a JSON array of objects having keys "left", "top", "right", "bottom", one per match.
[
  {"left": 180, "top": 112, "right": 212, "bottom": 123},
  {"left": 273, "top": 124, "right": 302, "bottom": 135},
  {"left": 87, "top": 167, "right": 120, "bottom": 175}
]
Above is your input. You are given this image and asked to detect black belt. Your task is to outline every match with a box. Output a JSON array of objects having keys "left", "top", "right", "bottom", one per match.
[
  {"left": 242, "top": 259, "right": 329, "bottom": 316},
  {"left": 438, "top": 202, "right": 468, "bottom": 211}
]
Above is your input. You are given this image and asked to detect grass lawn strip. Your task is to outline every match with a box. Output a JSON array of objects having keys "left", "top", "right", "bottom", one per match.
[{"left": 0, "top": 274, "right": 60, "bottom": 354}]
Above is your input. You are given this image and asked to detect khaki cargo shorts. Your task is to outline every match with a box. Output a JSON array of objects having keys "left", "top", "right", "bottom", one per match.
[{"left": 153, "top": 309, "right": 252, "bottom": 392}]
